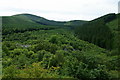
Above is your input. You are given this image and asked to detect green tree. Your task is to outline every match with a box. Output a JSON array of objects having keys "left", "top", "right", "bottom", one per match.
[{"left": 49, "top": 35, "right": 59, "bottom": 44}]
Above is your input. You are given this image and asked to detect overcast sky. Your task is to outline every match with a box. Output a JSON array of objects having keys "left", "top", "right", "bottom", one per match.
[{"left": 0, "top": 0, "right": 119, "bottom": 21}]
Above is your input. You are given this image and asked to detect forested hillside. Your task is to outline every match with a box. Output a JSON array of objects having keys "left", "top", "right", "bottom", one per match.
[
  {"left": 2, "top": 14, "right": 87, "bottom": 35},
  {"left": 2, "top": 13, "right": 119, "bottom": 80},
  {"left": 75, "top": 13, "right": 119, "bottom": 51}
]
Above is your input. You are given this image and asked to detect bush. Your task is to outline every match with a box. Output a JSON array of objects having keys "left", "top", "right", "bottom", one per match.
[
  {"left": 49, "top": 35, "right": 59, "bottom": 44},
  {"left": 3, "top": 65, "right": 19, "bottom": 78},
  {"left": 37, "top": 50, "right": 49, "bottom": 61}
]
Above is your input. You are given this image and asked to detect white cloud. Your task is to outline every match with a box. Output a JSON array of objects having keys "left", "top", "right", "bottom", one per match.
[{"left": 0, "top": 0, "right": 119, "bottom": 21}]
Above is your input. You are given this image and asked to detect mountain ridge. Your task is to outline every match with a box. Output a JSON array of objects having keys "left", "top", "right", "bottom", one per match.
[{"left": 2, "top": 13, "right": 87, "bottom": 27}]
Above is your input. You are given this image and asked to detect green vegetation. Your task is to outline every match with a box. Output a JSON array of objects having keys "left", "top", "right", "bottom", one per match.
[
  {"left": 2, "top": 13, "right": 119, "bottom": 80},
  {"left": 75, "top": 13, "right": 119, "bottom": 51}
]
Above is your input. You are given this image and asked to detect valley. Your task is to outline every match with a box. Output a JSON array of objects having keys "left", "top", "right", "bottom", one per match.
[{"left": 1, "top": 13, "right": 119, "bottom": 80}]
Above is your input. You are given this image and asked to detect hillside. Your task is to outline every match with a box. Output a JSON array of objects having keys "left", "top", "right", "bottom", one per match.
[
  {"left": 3, "top": 13, "right": 87, "bottom": 27},
  {"left": 16, "top": 14, "right": 87, "bottom": 27},
  {"left": 2, "top": 14, "right": 59, "bottom": 35},
  {"left": 75, "top": 13, "right": 119, "bottom": 50},
  {"left": 14, "top": 14, "right": 66, "bottom": 26},
  {"left": 2, "top": 13, "right": 119, "bottom": 79},
  {"left": 2, "top": 13, "right": 87, "bottom": 35}
]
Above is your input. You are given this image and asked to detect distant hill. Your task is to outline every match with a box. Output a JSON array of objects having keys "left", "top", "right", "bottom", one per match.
[
  {"left": 15, "top": 14, "right": 66, "bottom": 26},
  {"left": 2, "top": 14, "right": 60, "bottom": 35},
  {"left": 64, "top": 20, "right": 87, "bottom": 28},
  {"left": 2, "top": 13, "right": 87, "bottom": 27},
  {"left": 2, "top": 14, "right": 40, "bottom": 28},
  {"left": 2, "top": 13, "right": 87, "bottom": 35}
]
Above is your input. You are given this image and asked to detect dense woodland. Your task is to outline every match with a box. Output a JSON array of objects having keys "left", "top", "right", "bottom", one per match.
[
  {"left": 75, "top": 13, "right": 117, "bottom": 50},
  {"left": 1, "top": 13, "right": 120, "bottom": 80}
]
